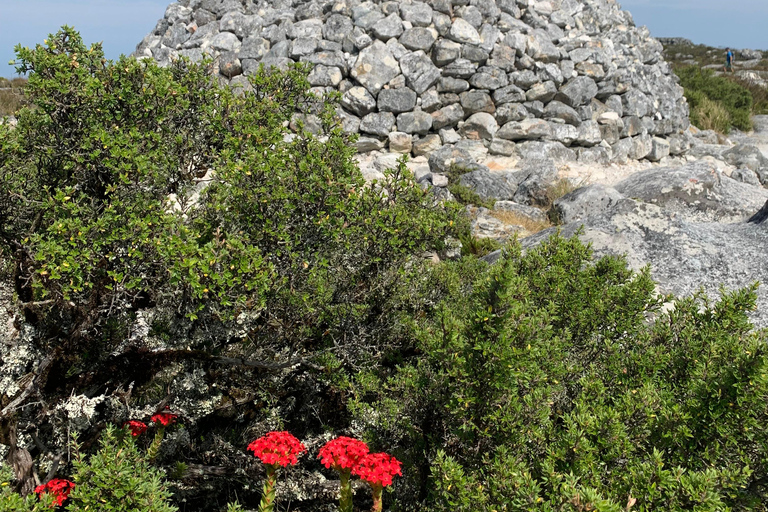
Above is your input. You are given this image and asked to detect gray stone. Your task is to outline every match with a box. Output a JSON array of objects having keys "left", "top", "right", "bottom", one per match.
[
  {"left": 526, "top": 81, "right": 558, "bottom": 102},
  {"left": 488, "top": 44, "right": 517, "bottom": 71},
  {"left": 550, "top": 184, "right": 625, "bottom": 224},
  {"left": 400, "top": 2, "right": 434, "bottom": 27},
  {"left": 547, "top": 123, "right": 579, "bottom": 145},
  {"left": 324, "top": 14, "right": 354, "bottom": 42},
  {"left": 290, "top": 37, "right": 318, "bottom": 58},
  {"left": 162, "top": 23, "right": 192, "bottom": 49},
  {"left": 220, "top": 12, "right": 263, "bottom": 40},
  {"left": 399, "top": 28, "right": 437, "bottom": 52},
  {"left": 357, "top": 136, "right": 387, "bottom": 152},
  {"left": 622, "top": 90, "right": 652, "bottom": 118},
  {"left": 449, "top": 18, "right": 482, "bottom": 45},
  {"left": 341, "top": 86, "right": 377, "bottom": 116},
  {"left": 388, "top": 132, "right": 413, "bottom": 153},
  {"left": 543, "top": 100, "right": 581, "bottom": 126},
  {"left": 575, "top": 120, "right": 602, "bottom": 147},
  {"left": 432, "top": 12, "right": 453, "bottom": 36},
  {"left": 372, "top": 13, "right": 404, "bottom": 40},
  {"left": 351, "top": 41, "right": 401, "bottom": 95},
  {"left": 647, "top": 137, "right": 670, "bottom": 162},
  {"left": 721, "top": 144, "right": 768, "bottom": 185},
  {"left": 428, "top": 145, "right": 477, "bottom": 174},
  {"left": 397, "top": 110, "right": 433, "bottom": 134},
  {"left": 469, "top": 67, "right": 509, "bottom": 90},
  {"left": 237, "top": 36, "right": 270, "bottom": 59},
  {"left": 460, "top": 171, "right": 518, "bottom": 201},
  {"left": 209, "top": 31, "right": 240, "bottom": 52},
  {"left": 360, "top": 112, "right": 396, "bottom": 137},
  {"left": 308, "top": 65, "right": 343, "bottom": 87},
  {"left": 614, "top": 162, "right": 768, "bottom": 221},
  {"left": 495, "top": 103, "right": 528, "bottom": 124},
  {"left": 496, "top": 118, "right": 551, "bottom": 141},
  {"left": 459, "top": 112, "right": 499, "bottom": 140},
  {"left": 489, "top": 138, "right": 517, "bottom": 156},
  {"left": 442, "top": 59, "right": 477, "bottom": 78},
  {"left": 219, "top": 51, "right": 242, "bottom": 78},
  {"left": 513, "top": 157, "right": 559, "bottom": 206},
  {"left": 399, "top": 51, "right": 442, "bottom": 94},
  {"left": 554, "top": 76, "right": 598, "bottom": 107},
  {"left": 628, "top": 133, "right": 653, "bottom": 160},
  {"left": 421, "top": 90, "right": 442, "bottom": 112},
  {"left": 461, "top": 44, "right": 490, "bottom": 64},
  {"left": 621, "top": 116, "right": 645, "bottom": 138},
  {"left": 439, "top": 128, "right": 461, "bottom": 145},
  {"left": 493, "top": 85, "right": 526, "bottom": 104},
  {"left": 290, "top": 19, "right": 324, "bottom": 39},
  {"left": 460, "top": 90, "right": 495, "bottom": 114},
  {"left": 413, "top": 134, "right": 443, "bottom": 156},
  {"left": 432, "top": 40, "right": 462, "bottom": 66},
  {"left": 438, "top": 77, "right": 470, "bottom": 93},
  {"left": 378, "top": 88, "right": 418, "bottom": 113},
  {"left": 457, "top": 5, "right": 483, "bottom": 28},
  {"left": 526, "top": 29, "right": 560, "bottom": 62}
]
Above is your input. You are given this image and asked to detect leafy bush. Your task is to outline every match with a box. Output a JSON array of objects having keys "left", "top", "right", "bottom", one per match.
[
  {"left": 351, "top": 234, "right": 768, "bottom": 510},
  {"left": 676, "top": 66, "right": 753, "bottom": 132},
  {"left": 0, "top": 27, "right": 457, "bottom": 505}
]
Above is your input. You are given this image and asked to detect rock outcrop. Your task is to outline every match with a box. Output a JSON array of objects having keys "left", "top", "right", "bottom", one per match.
[{"left": 136, "top": 0, "right": 689, "bottom": 162}]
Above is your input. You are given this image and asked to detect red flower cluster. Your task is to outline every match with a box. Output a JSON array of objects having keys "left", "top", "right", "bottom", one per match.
[
  {"left": 124, "top": 420, "right": 148, "bottom": 437},
  {"left": 151, "top": 412, "right": 178, "bottom": 427},
  {"left": 34, "top": 478, "right": 75, "bottom": 506},
  {"left": 248, "top": 431, "right": 306, "bottom": 467},
  {"left": 318, "top": 437, "right": 370, "bottom": 472},
  {"left": 353, "top": 453, "right": 402, "bottom": 488}
]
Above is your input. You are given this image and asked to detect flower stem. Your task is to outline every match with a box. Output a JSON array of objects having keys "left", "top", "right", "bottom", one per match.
[
  {"left": 147, "top": 426, "right": 165, "bottom": 462},
  {"left": 339, "top": 469, "right": 353, "bottom": 512},
  {"left": 370, "top": 484, "right": 383, "bottom": 512},
  {"left": 259, "top": 464, "right": 278, "bottom": 512}
]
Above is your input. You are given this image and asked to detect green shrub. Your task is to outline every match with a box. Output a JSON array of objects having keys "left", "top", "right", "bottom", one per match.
[
  {"left": 67, "top": 425, "right": 178, "bottom": 512},
  {"left": 351, "top": 234, "right": 768, "bottom": 510},
  {"left": 0, "top": 27, "right": 459, "bottom": 505},
  {"left": 676, "top": 66, "right": 753, "bottom": 132}
]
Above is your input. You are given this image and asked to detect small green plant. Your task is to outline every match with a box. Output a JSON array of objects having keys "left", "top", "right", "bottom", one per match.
[
  {"left": 447, "top": 183, "right": 495, "bottom": 209},
  {"left": 67, "top": 424, "right": 178, "bottom": 512},
  {"left": 0, "top": 466, "right": 57, "bottom": 512}
]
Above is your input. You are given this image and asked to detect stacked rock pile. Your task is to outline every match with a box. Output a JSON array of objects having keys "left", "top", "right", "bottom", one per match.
[{"left": 136, "top": 0, "right": 690, "bottom": 164}]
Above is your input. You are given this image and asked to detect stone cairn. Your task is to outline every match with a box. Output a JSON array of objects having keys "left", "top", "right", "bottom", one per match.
[{"left": 136, "top": 0, "right": 690, "bottom": 167}]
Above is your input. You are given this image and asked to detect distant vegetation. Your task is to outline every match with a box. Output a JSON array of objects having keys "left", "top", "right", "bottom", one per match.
[
  {"left": 0, "top": 76, "right": 27, "bottom": 116},
  {"left": 662, "top": 41, "right": 768, "bottom": 133}
]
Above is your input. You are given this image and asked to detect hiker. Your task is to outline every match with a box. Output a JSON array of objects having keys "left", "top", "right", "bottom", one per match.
[{"left": 724, "top": 47, "right": 735, "bottom": 73}]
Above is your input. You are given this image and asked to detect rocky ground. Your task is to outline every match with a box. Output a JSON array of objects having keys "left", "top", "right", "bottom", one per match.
[{"left": 465, "top": 114, "right": 768, "bottom": 326}]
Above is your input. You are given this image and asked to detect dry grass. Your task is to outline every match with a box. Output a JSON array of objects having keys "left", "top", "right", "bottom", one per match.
[
  {"left": 0, "top": 77, "right": 27, "bottom": 116},
  {"left": 544, "top": 178, "right": 579, "bottom": 207},
  {"left": 489, "top": 209, "right": 551, "bottom": 235},
  {"left": 692, "top": 96, "right": 731, "bottom": 134}
]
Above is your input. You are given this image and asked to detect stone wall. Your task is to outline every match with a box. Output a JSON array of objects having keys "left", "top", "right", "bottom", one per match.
[{"left": 136, "top": 0, "right": 690, "bottom": 163}]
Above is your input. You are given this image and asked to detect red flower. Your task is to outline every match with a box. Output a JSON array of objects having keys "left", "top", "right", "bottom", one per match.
[
  {"left": 124, "top": 420, "right": 148, "bottom": 436},
  {"left": 34, "top": 478, "right": 75, "bottom": 506},
  {"left": 247, "top": 431, "right": 306, "bottom": 467},
  {"left": 318, "top": 437, "right": 369, "bottom": 472},
  {"left": 353, "top": 453, "right": 402, "bottom": 488},
  {"left": 151, "top": 412, "right": 178, "bottom": 427}
]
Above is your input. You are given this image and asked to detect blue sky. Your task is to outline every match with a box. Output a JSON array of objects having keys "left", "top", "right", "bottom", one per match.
[{"left": 1, "top": 0, "right": 766, "bottom": 77}]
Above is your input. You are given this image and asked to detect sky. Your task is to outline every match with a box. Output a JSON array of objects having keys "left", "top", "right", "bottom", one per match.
[{"left": 0, "top": 0, "right": 766, "bottom": 77}]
